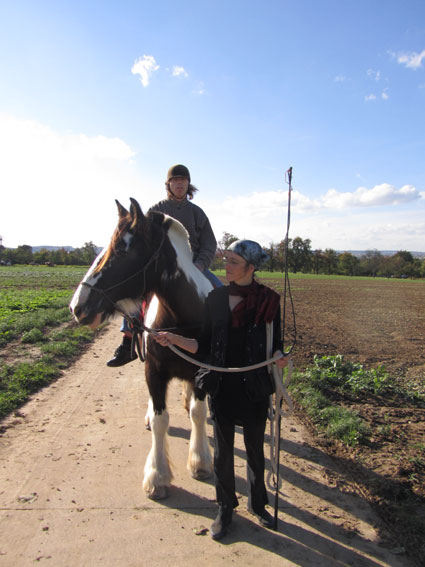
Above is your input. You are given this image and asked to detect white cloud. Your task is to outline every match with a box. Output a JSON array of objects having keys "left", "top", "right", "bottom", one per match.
[
  {"left": 395, "top": 49, "right": 425, "bottom": 69},
  {"left": 193, "top": 81, "right": 206, "bottom": 95},
  {"left": 203, "top": 188, "right": 425, "bottom": 251},
  {"left": 367, "top": 69, "right": 381, "bottom": 81},
  {"left": 0, "top": 113, "right": 152, "bottom": 248},
  {"left": 202, "top": 184, "right": 424, "bottom": 246},
  {"left": 319, "top": 184, "right": 421, "bottom": 209},
  {"left": 381, "top": 89, "right": 389, "bottom": 100},
  {"left": 1, "top": 112, "right": 423, "bottom": 253},
  {"left": 365, "top": 93, "right": 376, "bottom": 101},
  {"left": 172, "top": 65, "right": 189, "bottom": 78},
  {"left": 131, "top": 55, "right": 159, "bottom": 87},
  {"left": 334, "top": 74, "right": 347, "bottom": 83}
]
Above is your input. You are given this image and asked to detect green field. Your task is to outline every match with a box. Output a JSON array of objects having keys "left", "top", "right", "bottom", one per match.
[{"left": 0, "top": 265, "right": 97, "bottom": 419}]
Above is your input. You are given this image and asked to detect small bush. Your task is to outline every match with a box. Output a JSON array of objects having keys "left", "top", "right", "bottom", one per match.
[
  {"left": 21, "top": 328, "right": 45, "bottom": 344},
  {"left": 290, "top": 355, "right": 374, "bottom": 446},
  {"left": 320, "top": 406, "right": 370, "bottom": 446},
  {"left": 309, "top": 354, "right": 395, "bottom": 397}
]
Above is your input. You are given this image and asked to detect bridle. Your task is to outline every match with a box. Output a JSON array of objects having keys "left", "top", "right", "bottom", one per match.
[{"left": 81, "top": 230, "right": 166, "bottom": 323}]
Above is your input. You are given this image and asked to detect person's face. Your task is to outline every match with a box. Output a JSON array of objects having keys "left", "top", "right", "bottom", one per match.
[
  {"left": 224, "top": 251, "right": 254, "bottom": 285},
  {"left": 168, "top": 176, "right": 189, "bottom": 201}
]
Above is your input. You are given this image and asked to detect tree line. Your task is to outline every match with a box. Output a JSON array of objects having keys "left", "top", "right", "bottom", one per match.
[
  {"left": 211, "top": 233, "right": 425, "bottom": 278},
  {"left": 0, "top": 242, "right": 99, "bottom": 266},
  {"left": 1, "top": 236, "right": 424, "bottom": 278}
]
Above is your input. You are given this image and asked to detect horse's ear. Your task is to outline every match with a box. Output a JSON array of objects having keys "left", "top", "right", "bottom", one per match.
[
  {"left": 115, "top": 200, "right": 128, "bottom": 219},
  {"left": 129, "top": 198, "right": 145, "bottom": 229}
]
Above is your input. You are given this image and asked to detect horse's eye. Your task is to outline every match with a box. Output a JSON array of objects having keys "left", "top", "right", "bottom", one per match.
[{"left": 116, "top": 247, "right": 128, "bottom": 258}]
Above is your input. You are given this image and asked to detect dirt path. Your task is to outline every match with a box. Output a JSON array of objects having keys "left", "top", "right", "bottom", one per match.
[{"left": 0, "top": 324, "right": 413, "bottom": 567}]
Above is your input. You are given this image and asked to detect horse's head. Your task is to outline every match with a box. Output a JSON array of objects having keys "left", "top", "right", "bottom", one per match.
[{"left": 70, "top": 198, "right": 168, "bottom": 328}]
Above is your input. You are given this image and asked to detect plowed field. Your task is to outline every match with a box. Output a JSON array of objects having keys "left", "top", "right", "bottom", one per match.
[{"left": 263, "top": 275, "right": 425, "bottom": 564}]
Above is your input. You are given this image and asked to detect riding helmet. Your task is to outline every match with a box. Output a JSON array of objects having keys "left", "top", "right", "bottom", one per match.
[{"left": 166, "top": 164, "right": 191, "bottom": 183}]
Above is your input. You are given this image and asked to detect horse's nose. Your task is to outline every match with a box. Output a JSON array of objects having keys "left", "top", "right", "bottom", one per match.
[{"left": 72, "top": 305, "right": 82, "bottom": 318}]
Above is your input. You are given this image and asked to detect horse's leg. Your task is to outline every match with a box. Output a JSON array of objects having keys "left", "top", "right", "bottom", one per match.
[
  {"left": 187, "top": 390, "right": 213, "bottom": 480},
  {"left": 143, "top": 375, "right": 173, "bottom": 500},
  {"left": 144, "top": 397, "right": 152, "bottom": 431}
]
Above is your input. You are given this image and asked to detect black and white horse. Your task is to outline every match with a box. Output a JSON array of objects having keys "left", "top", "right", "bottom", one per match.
[{"left": 70, "top": 198, "right": 213, "bottom": 499}]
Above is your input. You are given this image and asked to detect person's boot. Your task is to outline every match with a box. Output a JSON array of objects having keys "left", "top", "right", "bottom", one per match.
[
  {"left": 210, "top": 505, "right": 232, "bottom": 540},
  {"left": 248, "top": 506, "right": 274, "bottom": 529},
  {"left": 106, "top": 336, "right": 137, "bottom": 367}
]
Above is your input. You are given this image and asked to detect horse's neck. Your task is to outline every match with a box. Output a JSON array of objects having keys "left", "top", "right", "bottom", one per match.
[
  {"left": 147, "top": 233, "right": 210, "bottom": 324},
  {"left": 155, "top": 271, "right": 205, "bottom": 325}
]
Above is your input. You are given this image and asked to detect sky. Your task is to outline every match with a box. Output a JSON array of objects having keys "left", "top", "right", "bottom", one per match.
[{"left": 0, "top": 0, "right": 424, "bottom": 252}]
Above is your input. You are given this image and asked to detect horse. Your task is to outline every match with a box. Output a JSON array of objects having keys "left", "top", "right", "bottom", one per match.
[{"left": 70, "top": 198, "right": 214, "bottom": 499}]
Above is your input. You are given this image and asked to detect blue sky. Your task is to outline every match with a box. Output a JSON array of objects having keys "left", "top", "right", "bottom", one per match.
[{"left": 1, "top": 0, "right": 424, "bottom": 252}]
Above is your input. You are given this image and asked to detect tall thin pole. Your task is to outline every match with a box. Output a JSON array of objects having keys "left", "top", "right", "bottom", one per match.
[{"left": 273, "top": 166, "right": 294, "bottom": 531}]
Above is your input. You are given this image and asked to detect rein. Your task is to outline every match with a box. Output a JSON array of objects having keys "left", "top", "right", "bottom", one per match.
[
  {"left": 83, "top": 228, "right": 285, "bottom": 372},
  {"left": 129, "top": 315, "right": 285, "bottom": 372},
  {"left": 81, "top": 230, "right": 166, "bottom": 314},
  {"left": 81, "top": 218, "right": 291, "bottom": 378}
]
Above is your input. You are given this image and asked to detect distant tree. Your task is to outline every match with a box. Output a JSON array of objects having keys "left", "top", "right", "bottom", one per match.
[
  {"left": 51, "top": 248, "right": 69, "bottom": 265},
  {"left": 80, "top": 241, "right": 98, "bottom": 265},
  {"left": 218, "top": 232, "right": 239, "bottom": 251},
  {"left": 264, "top": 242, "right": 279, "bottom": 272},
  {"left": 205, "top": 233, "right": 425, "bottom": 279},
  {"left": 311, "top": 249, "right": 325, "bottom": 274},
  {"left": 288, "top": 237, "right": 312, "bottom": 273},
  {"left": 1, "top": 248, "right": 15, "bottom": 264},
  {"left": 322, "top": 248, "right": 338, "bottom": 275},
  {"left": 394, "top": 250, "right": 415, "bottom": 264},
  {"left": 360, "top": 249, "right": 383, "bottom": 277},
  {"left": 386, "top": 251, "right": 421, "bottom": 278},
  {"left": 274, "top": 239, "right": 288, "bottom": 272},
  {"left": 33, "top": 248, "right": 50, "bottom": 264},
  {"left": 212, "top": 232, "right": 239, "bottom": 270},
  {"left": 14, "top": 245, "right": 33, "bottom": 264},
  {"left": 338, "top": 252, "right": 360, "bottom": 276}
]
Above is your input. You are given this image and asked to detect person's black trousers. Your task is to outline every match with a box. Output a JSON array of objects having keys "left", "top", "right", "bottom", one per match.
[{"left": 212, "top": 400, "right": 269, "bottom": 513}]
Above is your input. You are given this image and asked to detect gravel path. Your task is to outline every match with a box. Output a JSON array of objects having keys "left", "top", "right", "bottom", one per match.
[{"left": 0, "top": 323, "right": 412, "bottom": 566}]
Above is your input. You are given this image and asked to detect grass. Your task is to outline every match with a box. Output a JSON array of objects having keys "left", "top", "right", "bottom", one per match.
[
  {"left": 288, "top": 355, "right": 424, "bottom": 447},
  {"left": 0, "top": 265, "right": 99, "bottom": 420},
  {"left": 214, "top": 269, "right": 425, "bottom": 283}
]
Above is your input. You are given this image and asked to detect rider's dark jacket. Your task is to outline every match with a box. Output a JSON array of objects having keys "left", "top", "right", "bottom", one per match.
[{"left": 149, "top": 198, "right": 217, "bottom": 272}]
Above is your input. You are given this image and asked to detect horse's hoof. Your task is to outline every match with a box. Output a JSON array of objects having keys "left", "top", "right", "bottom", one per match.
[
  {"left": 191, "top": 469, "right": 212, "bottom": 481},
  {"left": 146, "top": 485, "right": 169, "bottom": 500}
]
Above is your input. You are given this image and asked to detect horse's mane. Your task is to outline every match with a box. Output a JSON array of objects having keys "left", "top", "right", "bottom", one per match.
[
  {"left": 94, "top": 214, "right": 134, "bottom": 274},
  {"left": 93, "top": 210, "right": 193, "bottom": 276},
  {"left": 163, "top": 215, "right": 193, "bottom": 262},
  {"left": 163, "top": 214, "right": 212, "bottom": 298}
]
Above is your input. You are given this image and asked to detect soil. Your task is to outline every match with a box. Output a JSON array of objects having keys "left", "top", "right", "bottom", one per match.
[
  {"left": 0, "top": 276, "right": 424, "bottom": 566},
  {"left": 264, "top": 275, "right": 425, "bottom": 566}
]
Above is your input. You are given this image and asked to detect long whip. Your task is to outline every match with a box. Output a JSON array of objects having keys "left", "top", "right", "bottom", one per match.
[{"left": 272, "top": 166, "right": 296, "bottom": 530}]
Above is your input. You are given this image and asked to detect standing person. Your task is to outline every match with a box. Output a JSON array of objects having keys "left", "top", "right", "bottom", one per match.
[
  {"left": 107, "top": 164, "right": 220, "bottom": 367},
  {"left": 153, "top": 239, "right": 289, "bottom": 540}
]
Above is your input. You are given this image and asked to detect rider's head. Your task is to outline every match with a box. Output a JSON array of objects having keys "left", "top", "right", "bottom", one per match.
[{"left": 165, "top": 164, "right": 198, "bottom": 201}]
